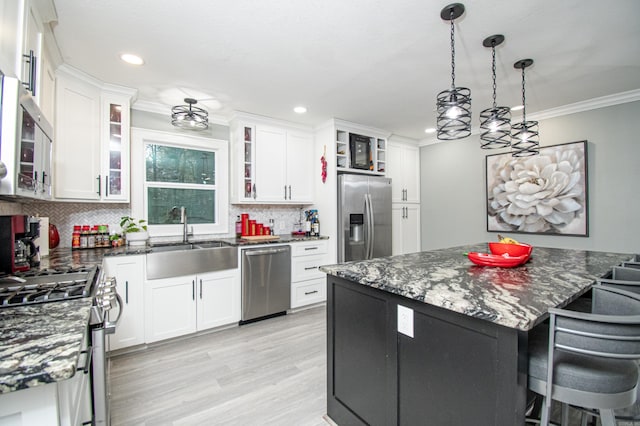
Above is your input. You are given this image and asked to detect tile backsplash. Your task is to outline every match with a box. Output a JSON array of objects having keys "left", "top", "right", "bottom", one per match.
[{"left": 2, "top": 200, "right": 314, "bottom": 248}]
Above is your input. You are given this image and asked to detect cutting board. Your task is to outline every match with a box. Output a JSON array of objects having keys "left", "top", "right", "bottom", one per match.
[{"left": 240, "top": 235, "right": 280, "bottom": 242}]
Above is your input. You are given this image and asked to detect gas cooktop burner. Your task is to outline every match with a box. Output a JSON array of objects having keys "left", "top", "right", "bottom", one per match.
[{"left": 0, "top": 265, "right": 98, "bottom": 308}]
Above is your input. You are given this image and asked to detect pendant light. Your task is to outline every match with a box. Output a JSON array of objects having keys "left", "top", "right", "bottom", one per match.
[
  {"left": 479, "top": 35, "right": 511, "bottom": 149},
  {"left": 171, "top": 98, "right": 209, "bottom": 130},
  {"left": 436, "top": 3, "right": 471, "bottom": 140},
  {"left": 511, "top": 59, "right": 539, "bottom": 156}
]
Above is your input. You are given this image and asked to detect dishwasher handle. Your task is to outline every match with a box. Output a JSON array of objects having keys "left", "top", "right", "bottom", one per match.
[{"left": 244, "top": 247, "right": 290, "bottom": 256}]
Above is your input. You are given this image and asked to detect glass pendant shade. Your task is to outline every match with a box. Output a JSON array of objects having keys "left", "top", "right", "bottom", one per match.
[
  {"left": 511, "top": 59, "right": 539, "bottom": 157},
  {"left": 436, "top": 3, "right": 471, "bottom": 141},
  {"left": 479, "top": 34, "right": 511, "bottom": 149},
  {"left": 171, "top": 98, "right": 209, "bottom": 130}
]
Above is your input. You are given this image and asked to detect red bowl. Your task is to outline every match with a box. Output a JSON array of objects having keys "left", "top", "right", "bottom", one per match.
[
  {"left": 468, "top": 252, "right": 530, "bottom": 268},
  {"left": 488, "top": 242, "right": 532, "bottom": 257}
]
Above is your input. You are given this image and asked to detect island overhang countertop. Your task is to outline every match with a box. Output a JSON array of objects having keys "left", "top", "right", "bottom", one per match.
[{"left": 319, "top": 243, "right": 633, "bottom": 331}]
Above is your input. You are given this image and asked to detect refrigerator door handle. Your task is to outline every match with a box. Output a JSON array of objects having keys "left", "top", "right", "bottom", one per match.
[
  {"left": 365, "top": 193, "right": 375, "bottom": 259},
  {"left": 364, "top": 194, "right": 370, "bottom": 259}
]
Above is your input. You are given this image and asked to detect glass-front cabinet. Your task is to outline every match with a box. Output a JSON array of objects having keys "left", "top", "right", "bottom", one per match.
[
  {"left": 17, "top": 95, "right": 53, "bottom": 199},
  {"left": 100, "top": 94, "right": 130, "bottom": 201},
  {"left": 242, "top": 124, "right": 255, "bottom": 200}
]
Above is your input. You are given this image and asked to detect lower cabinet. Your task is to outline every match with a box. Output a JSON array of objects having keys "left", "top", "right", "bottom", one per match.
[
  {"left": 392, "top": 204, "right": 421, "bottom": 255},
  {"left": 291, "top": 240, "right": 329, "bottom": 308},
  {"left": 103, "top": 255, "right": 145, "bottom": 351},
  {"left": 145, "top": 269, "right": 240, "bottom": 343}
]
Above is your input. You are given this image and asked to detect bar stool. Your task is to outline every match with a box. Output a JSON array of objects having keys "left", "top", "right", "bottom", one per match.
[
  {"left": 527, "top": 286, "right": 640, "bottom": 426},
  {"left": 598, "top": 266, "right": 640, "bottom": 295}
]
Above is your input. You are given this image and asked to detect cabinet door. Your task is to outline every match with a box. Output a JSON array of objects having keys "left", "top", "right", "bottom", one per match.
[
  {"left": 388, "top": 143, "right": 404, "bottom": 203},
  {"left": 104, "top": 255, "right": 145, "bottom": 351},
  {"left": 100, "top": 94, "right": 130, "bottom": 202},
  {"left": 197, "top": 269, "right": 240, "bottom": 331},
  {"left": 21, "top": 2, "right": 43, "bottom": 97},
  {"left": 392, "top": 204, "right": 421, "bottom": 255},
  {"left": 145, "top": 275, "right": 197, "bottom": 343},
  {"left": 54, "top": 72, "right": 101, "bottom": 200},
  {"left": 286, "top": 131, "right": 313, "bottom": 202},
  {"left": 402, "top": 145, "right": 420, "bottom": 204},
  {"left": 255, "top": 125, "right": 287, "bottom": 201}
]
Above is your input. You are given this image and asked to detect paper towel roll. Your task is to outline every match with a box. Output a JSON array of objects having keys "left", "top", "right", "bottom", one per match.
[{"left": 34, "top": 217, "right": 49, "bottom": 257}]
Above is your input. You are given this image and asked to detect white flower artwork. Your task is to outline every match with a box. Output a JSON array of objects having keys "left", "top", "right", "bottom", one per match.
[{"left": 486, "top": 141, "right": 588, "bottom": 236}]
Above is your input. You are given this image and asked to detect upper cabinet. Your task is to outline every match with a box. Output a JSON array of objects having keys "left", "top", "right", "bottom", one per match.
[
  {"left": 387, "top": 140, "right": 420, "bottom": 204},
  {"left": 0, "top": 0, "right": 59, "bottom": 124},
  {"left": 231, "top": 115, "right": 314, "bottom": 204},
  {"left": 53, "top": 65, "right": 136, "bottom": 202}
]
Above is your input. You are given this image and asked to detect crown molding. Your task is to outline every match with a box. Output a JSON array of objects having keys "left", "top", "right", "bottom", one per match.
[{"left": 419, "top": 89, "right": 640, "bottom": 147}]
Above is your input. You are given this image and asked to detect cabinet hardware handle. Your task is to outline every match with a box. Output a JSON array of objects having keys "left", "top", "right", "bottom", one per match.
[
  {"left": 304, "top": 247, "right": 318, "bottom": 251},
  {"left": 96, "top": 175, "right": 101, "bottom": 196},
  {"left": 105, "top": 174, "right": 109, "bottom": 197},
  {"left": 284, "top": 185, "right": 287, "bottom": 200},
  {"left": 41, "top": 171, "right": 47, "bottom": 193},
  {"left": 125, "top": 281, "right": 129, "bottom": 304},
  {"left": 192, "top": 280, "right": 195, "bottom": 301},
  {"left": 304, "top": 266, "right": 318, "bottom": 270},
  {"left": 200, "top": 279, "right": 203, "bottom": 299},
  {"left": 304, "top": 290, "right": 318, "bottom": 295},
  {"left": 77, "top": 346, "right": 93, "bottom": 374},
  {"left": 33, "top": 171, "right": 38, "bottom": 192},
  {"left": 252, "top": 183, "right": 257, "bottom": 199},
  {"left": 22, "top": 50, "right": 36, "bottom": 95},
  {"left": 288, "top": 185, "right": 292, "bottom": 200}
]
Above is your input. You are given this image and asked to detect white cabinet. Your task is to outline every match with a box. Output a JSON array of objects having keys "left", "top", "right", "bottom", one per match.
[
  {"left": 53, "top": 65, "right": 135, "bottom": 202},
  {"left": 104, "top": 255, "right": 145, "bottom": 351},
  {"left": 387, "top": 141, "right": 420, "bottom": 203},
  {"left": 291, "top": 240, "right": 328, "bottom": 308},
  {"left": 231, "top": 116, "right": 314, "bottom": 204},
  {"left": 392, "top": 204, "right": 421, "bottom": 255},
  {"left": 145, "top": 269, "right": 240, "bottom": 343}
]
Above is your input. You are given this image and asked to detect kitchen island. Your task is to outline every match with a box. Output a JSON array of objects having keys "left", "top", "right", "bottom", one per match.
[{"left": 320, "top": 244, "right": 633, "bottom": 426}]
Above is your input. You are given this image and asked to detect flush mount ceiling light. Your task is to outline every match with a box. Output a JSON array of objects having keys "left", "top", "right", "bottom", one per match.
[
  {"left": 171, "top": 98, "right": 209, "bottom": 130},
  {"left": 511, "top": 59, "right": 539, "bottom": 157},
  {"left": 293, "top": 106, "right": 307, "bottom": 114},
  {"left": 436, "top": 3, "right": 471, "bottom": 141},
  {"left": 120, "top": 53, "right": 144, "bottom": 65},
  {"left": 479, "top": 35, "right": 511, "bottom": 149}
]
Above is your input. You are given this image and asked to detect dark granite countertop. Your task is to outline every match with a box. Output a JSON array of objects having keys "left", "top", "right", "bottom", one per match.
[
  {"left": 320, "top": 244, "right": 633, "bottom": 331},
  {"left": 0, "top": 299, "right": 92, "bottom": 394}
]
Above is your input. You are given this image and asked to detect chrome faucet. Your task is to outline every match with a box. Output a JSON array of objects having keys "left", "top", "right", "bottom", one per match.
[{"left": 180, "top": 206, "right": 188, "bottom": 243}]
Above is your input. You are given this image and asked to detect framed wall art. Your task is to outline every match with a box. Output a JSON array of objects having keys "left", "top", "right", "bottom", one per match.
[{"left": 485, "top": 140, "right": 589, "bottom": 236}]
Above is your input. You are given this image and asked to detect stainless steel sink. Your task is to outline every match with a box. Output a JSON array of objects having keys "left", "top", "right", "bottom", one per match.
[
  {"left": 149, "top": 243, "right": 197, "bottom": 252},
  {"left": 146, "top": 241, "right": 237, "bottom": 280}
]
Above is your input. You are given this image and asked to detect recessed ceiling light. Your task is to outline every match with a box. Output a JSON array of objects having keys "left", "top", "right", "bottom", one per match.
[
  {"left": 510, "top": 105, "right": 524, "bottom": 112},
  {"left": 120, "top": 53, "right": 144, "bottom": 65},
  {"left": 424, "top": 128, "right": 436, "bottom": 134},
  {"left": 294, "top": 106, "right": 307, "bottom": 114}
]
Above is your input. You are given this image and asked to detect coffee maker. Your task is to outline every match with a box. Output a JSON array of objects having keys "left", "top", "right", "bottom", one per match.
[{"left": 0, "top": 215, "right": 40, "bottom": 273}]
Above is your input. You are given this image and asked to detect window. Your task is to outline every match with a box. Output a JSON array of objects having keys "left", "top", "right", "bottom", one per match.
[{"left": 131, "top": 128, "right": 229, "bottom": 237}]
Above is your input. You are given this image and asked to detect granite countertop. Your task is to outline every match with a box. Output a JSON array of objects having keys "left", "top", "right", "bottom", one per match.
[
  {"left": 0, "top": 299, "right": 92, "bottom": 394},
  {"left": 320, "top": 243, "right": 633, "bottom": 331}
]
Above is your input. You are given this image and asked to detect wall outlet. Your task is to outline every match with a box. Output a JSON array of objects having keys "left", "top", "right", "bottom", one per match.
[
  {"left": 279, "top": 220, "right": 285, "bottom": 231},
  {"left": 397, "top": 305, "right": 414, "bottom": 338}
]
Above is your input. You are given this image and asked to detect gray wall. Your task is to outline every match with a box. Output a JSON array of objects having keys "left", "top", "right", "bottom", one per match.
[{"left": 420, "top": 100, "right": 640, "bottom": 253}]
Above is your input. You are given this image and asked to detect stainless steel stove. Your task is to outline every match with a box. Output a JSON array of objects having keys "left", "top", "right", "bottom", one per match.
[{"left": 0, "top": 266, "right": 98, "bottom": 307}]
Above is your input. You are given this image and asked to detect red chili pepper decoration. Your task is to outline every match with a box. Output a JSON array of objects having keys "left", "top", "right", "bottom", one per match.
[{"left": 321, "top": 145, "right": 327, "bottom": 183}]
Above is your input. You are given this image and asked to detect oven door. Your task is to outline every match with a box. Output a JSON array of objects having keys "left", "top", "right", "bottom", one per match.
[{"left": 92, "top": 288, "right": 123, "bottom": 426}]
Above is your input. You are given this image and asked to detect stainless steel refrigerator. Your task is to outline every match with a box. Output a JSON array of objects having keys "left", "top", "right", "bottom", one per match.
[{"left": 337, "top": 174, "right": 392, "bottom": 263}]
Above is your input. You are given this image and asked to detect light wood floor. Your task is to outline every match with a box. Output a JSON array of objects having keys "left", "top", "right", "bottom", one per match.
[
  {"left": 109, "top": 304, "right": 635, "bottom": 426},
  {"left": 109, "top": 305, "right": 327, "bottom": 426}
]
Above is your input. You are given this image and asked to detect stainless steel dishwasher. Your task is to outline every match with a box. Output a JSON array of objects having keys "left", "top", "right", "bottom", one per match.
[{"left": 241, "top": 245, "right": 291, "bottom": 323}]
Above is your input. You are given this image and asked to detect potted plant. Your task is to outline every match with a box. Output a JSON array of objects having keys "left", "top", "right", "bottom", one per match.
[{"left": 120, "top": 216, "right": 149, "bottom": 246}]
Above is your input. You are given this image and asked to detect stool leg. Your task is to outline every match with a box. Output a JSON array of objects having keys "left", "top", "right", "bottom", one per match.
[
  {"left": 540, "top": 396, "right": 551, "bottom": 426},
  {"left": 561, "top": 403, "right": 569, "bottom": 426}
]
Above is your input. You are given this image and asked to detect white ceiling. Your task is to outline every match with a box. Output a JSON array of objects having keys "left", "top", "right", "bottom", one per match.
[{"left": 50, "top": 0, "right": 640, "bottom": 139}]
